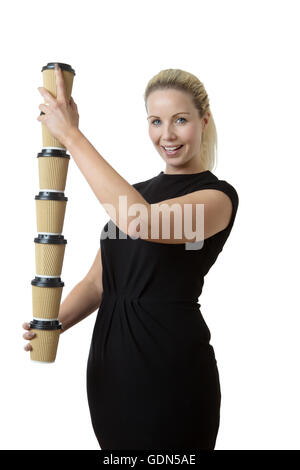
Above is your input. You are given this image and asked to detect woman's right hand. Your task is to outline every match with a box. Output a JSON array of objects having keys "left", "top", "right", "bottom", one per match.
[{"left": 22, "top": 322, "right": 35, "bottom": 351}]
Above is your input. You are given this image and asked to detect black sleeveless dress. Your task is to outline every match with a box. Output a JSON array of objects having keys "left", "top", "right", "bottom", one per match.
[{"left": 86, "top": 170, "right": 239, "bottom": 450}]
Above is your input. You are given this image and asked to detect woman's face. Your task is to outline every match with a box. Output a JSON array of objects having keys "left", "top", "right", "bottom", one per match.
[{"left": 147, "top": 89, "right": 209, "bottom": 172}]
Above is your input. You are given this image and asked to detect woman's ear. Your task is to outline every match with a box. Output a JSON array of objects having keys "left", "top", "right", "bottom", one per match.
[{"left": 203, "top": 111, "right": 210, "bottom": 128}]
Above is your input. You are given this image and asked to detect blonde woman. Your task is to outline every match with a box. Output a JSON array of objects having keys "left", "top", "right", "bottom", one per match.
[{"left": 23, "top": 64, "right": 239, "bottom": 450}]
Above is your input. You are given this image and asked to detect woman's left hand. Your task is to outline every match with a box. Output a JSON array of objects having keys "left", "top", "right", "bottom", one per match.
[{"left": 37, "top": 64, "right": 79, "bottom": 147}]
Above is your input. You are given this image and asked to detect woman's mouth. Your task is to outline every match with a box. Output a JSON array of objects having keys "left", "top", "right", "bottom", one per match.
[{"left": 161, "top": 145, "right": 184, "bottom": 156}]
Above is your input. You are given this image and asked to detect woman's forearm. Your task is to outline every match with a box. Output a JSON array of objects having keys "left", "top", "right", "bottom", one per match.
[
  {"left": 65, "top": 128, "right": 149, "bottom": 236},
  {"left": 58, "top": 278, "right": 102, "bottom": 334}
]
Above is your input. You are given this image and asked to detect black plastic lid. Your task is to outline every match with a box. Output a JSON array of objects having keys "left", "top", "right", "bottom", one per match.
[
  {"left": 31, "top": 276, "right": 64, "bottom": 288},
  {"left": 30, "top": 319, "right": 62, "bottom": 330},
  {"left": 35, "top": 191, "right": 68, "bottom": 201},
  {"left": 34, "top": 234, "right": 67, "bottom": 245},
  {"left": 37, "top": 148, "right": 70, "bottom": 159},
  {"left": 41, "top": 62, "right": 76, "bottom": 76}
]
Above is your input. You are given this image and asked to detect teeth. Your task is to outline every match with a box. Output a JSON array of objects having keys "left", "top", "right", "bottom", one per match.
[{"left": 164, "top": 146, "right": 181, "bottom": 150}]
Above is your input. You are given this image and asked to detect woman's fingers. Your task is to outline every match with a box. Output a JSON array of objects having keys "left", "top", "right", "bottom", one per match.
[
  {"left": 39, "top": 103, "right": 50, "bottom": 114},
  {"left": 23, "top": 330, "right": 35, "bottom": 340},
  {"left": 22, "top": 322, "right": 34, "bottom": 351}
]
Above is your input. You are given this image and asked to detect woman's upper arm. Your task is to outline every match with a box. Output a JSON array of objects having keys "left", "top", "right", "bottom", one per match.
[
  {"left": 130, "top": 189, "right": 233, "bottom": 244},
  {"left": 84, "top": 248, "right": 103, "bottom": 296}
]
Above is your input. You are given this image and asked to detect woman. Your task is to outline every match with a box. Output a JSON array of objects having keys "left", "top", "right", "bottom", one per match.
[{"left": 23, "top": 65, "right": 239, "bottom": 450}]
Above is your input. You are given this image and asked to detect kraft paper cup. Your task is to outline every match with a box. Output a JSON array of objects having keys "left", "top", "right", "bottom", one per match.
[
  {"left": 35, "top": 191, "right": 68, "bottom": 234},
  {"left": 41, "top": 62, "right": 76, "bottom": 150},
  {"left": 34, "top": 234, "right": 67, "bottom": 277},
  {"left": 37, "top": 149, "right": 70, "bottom": 192},
  {"left": 29, "top": 319, "right": 62, "bottom": 363},
  {"left": 31, "top": 276, "right": 64, "bottom": 320}
]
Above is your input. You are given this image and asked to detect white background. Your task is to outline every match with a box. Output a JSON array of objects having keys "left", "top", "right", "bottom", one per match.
[{"left": 0, "top": 0, "right": 299, "bottom": 450}]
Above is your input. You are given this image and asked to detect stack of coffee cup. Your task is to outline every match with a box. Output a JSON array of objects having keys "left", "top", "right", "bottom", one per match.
[{"left": 30, "top": 62, "right": 76, "bottom": 363}]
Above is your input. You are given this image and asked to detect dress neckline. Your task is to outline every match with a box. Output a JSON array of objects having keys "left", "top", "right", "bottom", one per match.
[{"left": 158, "top": 170, "right": 212, "bottom": 177}]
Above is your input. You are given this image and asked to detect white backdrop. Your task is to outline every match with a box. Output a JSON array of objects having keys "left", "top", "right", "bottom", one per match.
[{"left": 1, "top": 0, "right": 299, "bottom": 450}]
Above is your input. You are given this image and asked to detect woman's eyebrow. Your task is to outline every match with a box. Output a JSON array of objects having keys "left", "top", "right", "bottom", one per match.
[{"left": 147, "top": 112, "right": 190, "bottom": 120}]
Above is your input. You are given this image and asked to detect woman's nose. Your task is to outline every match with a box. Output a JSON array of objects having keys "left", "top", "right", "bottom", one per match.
[{"left": 161, "top": 127, "right": 177, "bottom": 139}]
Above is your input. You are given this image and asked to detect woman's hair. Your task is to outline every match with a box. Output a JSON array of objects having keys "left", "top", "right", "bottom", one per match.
[{"left": 144, "top": 69, "right": 217, "bottom": 171}]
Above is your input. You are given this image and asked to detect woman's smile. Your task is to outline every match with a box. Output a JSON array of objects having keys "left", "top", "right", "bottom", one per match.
[{"left": 161, "top": 144, "right": 184, "bottom": 156}]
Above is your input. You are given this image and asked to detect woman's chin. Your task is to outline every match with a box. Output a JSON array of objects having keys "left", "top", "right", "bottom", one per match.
[
  {"left": 165, "top": 156, "right": 186, "bottom": 166},
  {"left": 162, "top": 154, "right": 184, "bottom": 163}
]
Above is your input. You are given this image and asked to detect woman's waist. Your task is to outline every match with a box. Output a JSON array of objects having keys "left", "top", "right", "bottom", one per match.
[{"left": 102, "top": 288, "right": 200, "bottom": 306}]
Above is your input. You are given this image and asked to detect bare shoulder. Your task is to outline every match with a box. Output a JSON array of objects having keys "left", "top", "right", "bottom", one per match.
[{"left": 165, "top": 188, "right": 234, "bottom": 239}]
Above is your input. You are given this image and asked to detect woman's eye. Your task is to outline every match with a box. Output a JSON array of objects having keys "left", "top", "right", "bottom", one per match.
[
  {"left": 151, "top": 117, "right": 187, "bottom": 126},
  {"left": 151, "top": 119, "right": 160, "bottom": 126}
]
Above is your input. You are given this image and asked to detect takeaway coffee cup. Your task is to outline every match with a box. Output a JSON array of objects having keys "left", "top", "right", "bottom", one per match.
[
  {"left": 37, "top": 148, "right": 70, "bottom": 192},
  {"left": 35, "top": 191, "right": 68, "bottom": 234},
  {"left": 34, "top": 234, "right": 67, "bottom": 277},
  {"left": 40, "top": 62, "right": 76, "bottom": 150},
  {"left": 31, "top": 276, "right": 64, "bottom": 320},
  {"left": 29, "top": 319, "right": 62, "bottom": 363}
]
